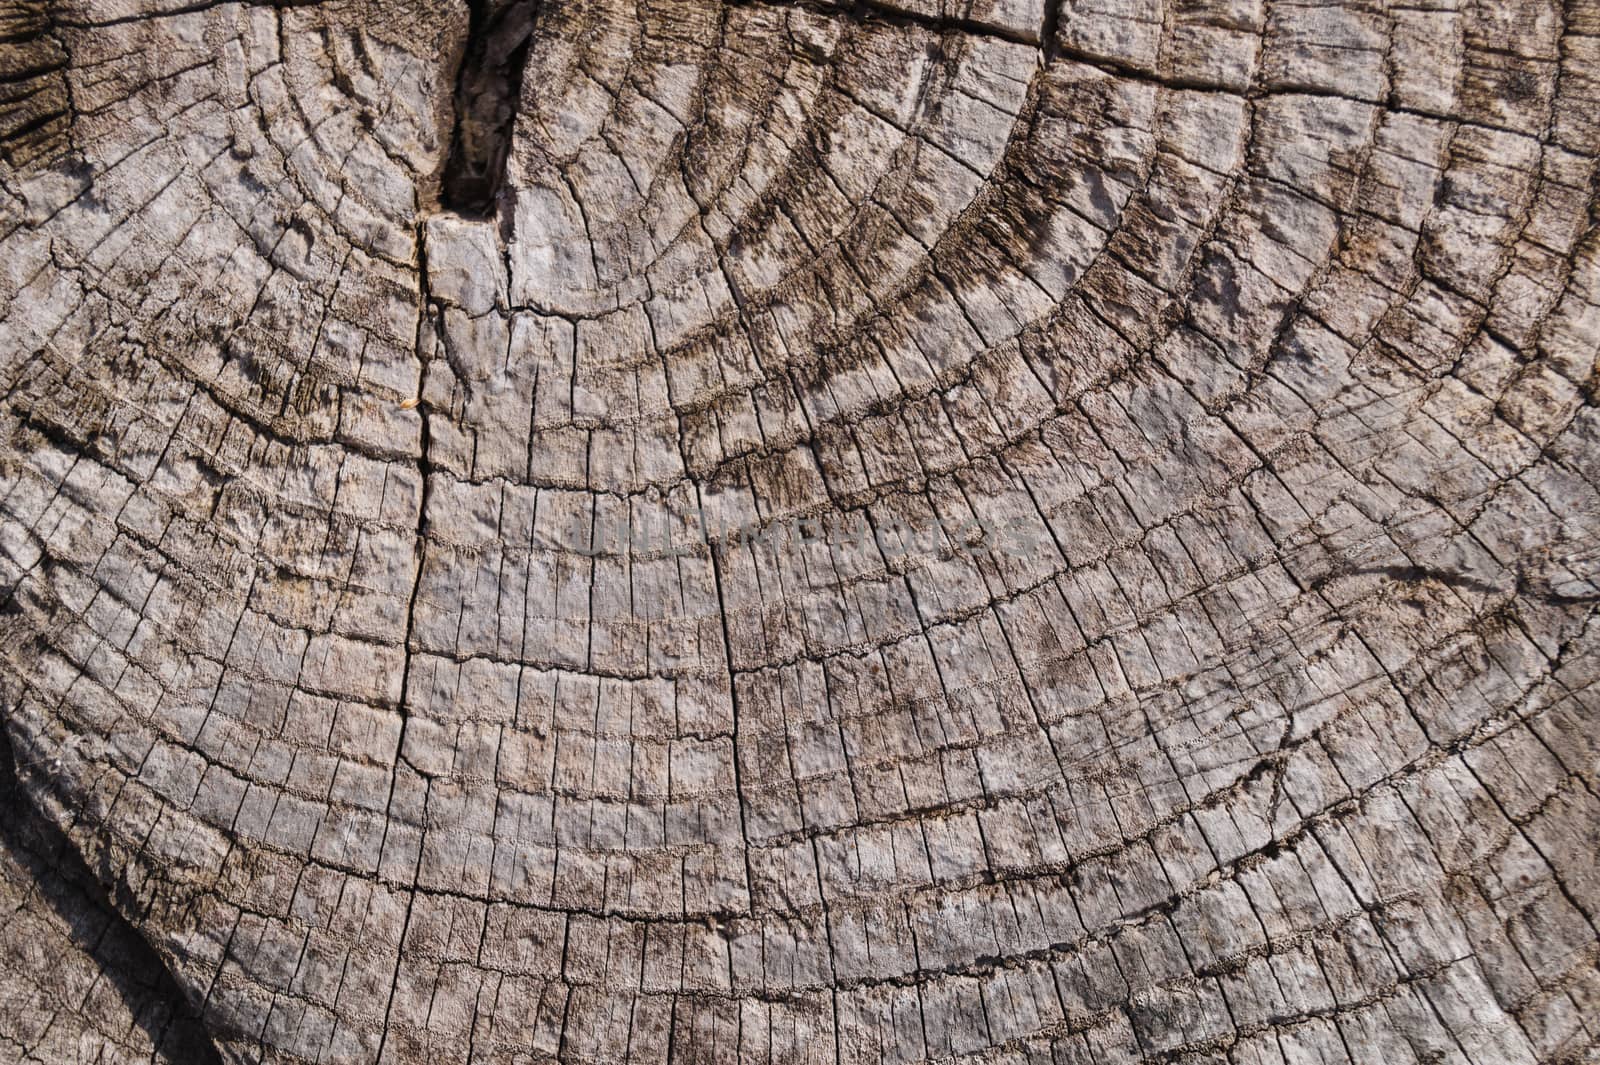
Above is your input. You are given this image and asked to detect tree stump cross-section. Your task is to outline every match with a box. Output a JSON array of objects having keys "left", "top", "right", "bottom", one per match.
[{"left": 1, "top": 0, "right": 1599, "bottom": 1062}]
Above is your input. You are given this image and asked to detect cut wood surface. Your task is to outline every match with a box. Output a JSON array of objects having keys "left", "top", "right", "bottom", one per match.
[{"left": 1, "top": 0, "right": 1598, "bottom": 1061}]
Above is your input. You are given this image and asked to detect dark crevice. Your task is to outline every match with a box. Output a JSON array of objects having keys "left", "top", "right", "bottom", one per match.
[
  {"left": 440, "top": 0, "right": 543, "bottom": 216},
  {"left": 1039, "top": 0, "right": 1060, "bottom": 62},
  {"left": 0, "top": 724, "right": 224, "bottom": 1065}
]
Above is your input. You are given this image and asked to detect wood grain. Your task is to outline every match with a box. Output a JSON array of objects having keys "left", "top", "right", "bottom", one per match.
[{"left": 1, "top": 0, "right": 1596, "bottom": 1061}]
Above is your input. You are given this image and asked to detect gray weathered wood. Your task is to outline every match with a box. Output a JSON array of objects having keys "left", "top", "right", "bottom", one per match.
[{"left": 1, "top": 0, "right": 1597, "bottom": 1061}]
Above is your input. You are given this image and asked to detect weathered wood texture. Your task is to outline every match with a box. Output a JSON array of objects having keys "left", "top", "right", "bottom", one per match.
[{"left": 1, "top": 0, "right": 1598, "bottom": 1062}]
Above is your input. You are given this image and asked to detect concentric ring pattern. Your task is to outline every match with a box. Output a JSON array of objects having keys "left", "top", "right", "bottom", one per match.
[{"left": 1, "top": 0, "right": 1598, "bottom": 1062}]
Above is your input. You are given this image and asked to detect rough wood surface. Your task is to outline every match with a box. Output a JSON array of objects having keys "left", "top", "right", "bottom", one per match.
[{"left": 1, "top": 0, "right": 1598, "bottom": 1062}]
